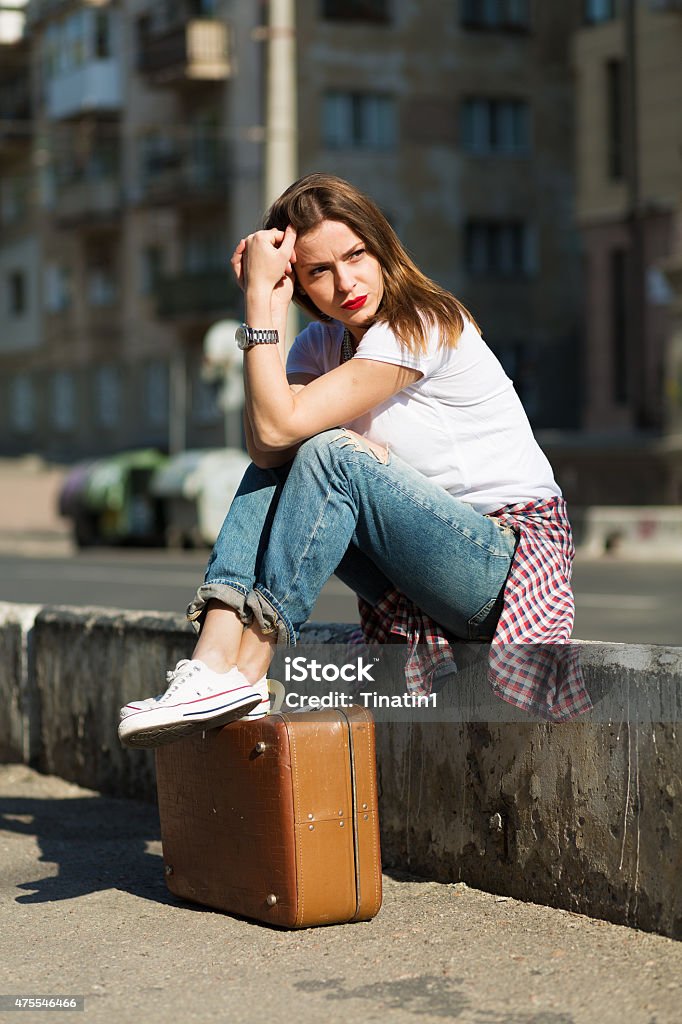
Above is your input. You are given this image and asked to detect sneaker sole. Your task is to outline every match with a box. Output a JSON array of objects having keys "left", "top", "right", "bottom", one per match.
[
  {"left": 118, "top": 692, "right": 263, "bottom": 749},
  {"left": 242, "top": 697, "right": 270, "bottom": 721}
]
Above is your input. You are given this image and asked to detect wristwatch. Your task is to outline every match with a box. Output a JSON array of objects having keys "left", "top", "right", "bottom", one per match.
[{"left": 235, "top": 324, "right": 280, "bottom": 351}]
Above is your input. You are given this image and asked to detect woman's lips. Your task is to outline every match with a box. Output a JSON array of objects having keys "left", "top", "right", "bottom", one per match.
[{"left": 341, "top": 295, "right": 368, "bottom": 311}]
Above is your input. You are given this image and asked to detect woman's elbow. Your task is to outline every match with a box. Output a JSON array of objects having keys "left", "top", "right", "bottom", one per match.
[
  {"left": 247, "top": 428, "right": 300, "bottom": 467},
  {"left": 249, "top": 442, "right": 302, "bottom": 469},
  {"left": 252, "top": 423, "right": 297, "bottom": 453}
]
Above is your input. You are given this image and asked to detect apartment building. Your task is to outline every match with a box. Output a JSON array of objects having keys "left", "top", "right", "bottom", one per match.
[
  {"left": 1, "top": 0, "right": 585, "bottom": 461},
  {"left": 555, "top": 0, "right": 682, "bottom": 502},
  {"left": 1, "top": 0, "right": 252, "bottom": 459},
  {"left": 299, "top": 0, "right": 584, "bottom": 429},
  {"left": 1, "top": 0, "right": 39, "bottom": 442}
]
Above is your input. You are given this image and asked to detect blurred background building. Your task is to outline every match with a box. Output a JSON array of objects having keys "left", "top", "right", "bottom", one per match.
[
  {"left": 545, "top": 0, "right": 682, "bottom": 504},
  {"left": 1, "top": 0, "right": 681, "bottom": 504}
]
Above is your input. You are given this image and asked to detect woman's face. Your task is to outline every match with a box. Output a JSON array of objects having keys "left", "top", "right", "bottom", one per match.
[{"left": 294, "top": 220, "right": 384, "bottom": 340}]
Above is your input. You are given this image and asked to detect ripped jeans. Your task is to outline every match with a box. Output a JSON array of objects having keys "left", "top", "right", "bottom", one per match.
[{"left": 187, "top": 429, "right": 517, "bottom": 645}]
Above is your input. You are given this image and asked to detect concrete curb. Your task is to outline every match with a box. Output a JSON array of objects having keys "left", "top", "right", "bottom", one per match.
[{"left": 1, "top": 601, "right": 681, "bottom": 940}]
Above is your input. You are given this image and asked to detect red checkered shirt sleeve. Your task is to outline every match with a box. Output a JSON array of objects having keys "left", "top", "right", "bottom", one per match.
[{"left": 356, "top": 496, "right": 592, "bottom": 722}]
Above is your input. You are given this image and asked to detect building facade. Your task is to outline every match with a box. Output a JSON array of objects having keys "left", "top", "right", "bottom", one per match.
[
  {"left": 551, "top": 0, "right": 682, "bottom": 503},
  {"left": 0, "top": 0, "right": 586, "bottom": 462}
]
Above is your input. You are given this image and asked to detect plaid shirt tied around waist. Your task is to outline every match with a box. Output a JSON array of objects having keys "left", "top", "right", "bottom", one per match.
[{"left": 357, "top": 496, "right": 592, "bottom": 722}]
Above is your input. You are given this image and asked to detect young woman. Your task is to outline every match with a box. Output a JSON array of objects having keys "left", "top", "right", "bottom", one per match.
[{"left": 119, "top": 173, "right": 588, "bottom": 748}]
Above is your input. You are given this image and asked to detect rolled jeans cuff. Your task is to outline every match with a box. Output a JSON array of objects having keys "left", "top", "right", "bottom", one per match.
[
  {"left": 186, "top": 580, "right": 296, "bottom": 647},
  {"left": 247, "top": 584, "right": 296, "bottom": 647},
  {"left": 186, "top": 581, "right": 251, "bottom": 634}
]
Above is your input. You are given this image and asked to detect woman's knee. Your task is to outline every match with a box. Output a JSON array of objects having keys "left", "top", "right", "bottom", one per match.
[
  {"left": 295, "top": 429, "right": 346, "bottom": 464},
  {"left": 296, "top": 429, "right": 389, "bottom": 467}
]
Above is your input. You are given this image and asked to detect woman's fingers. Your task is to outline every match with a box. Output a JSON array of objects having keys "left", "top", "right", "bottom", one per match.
[
  {"left": 230, "top": 240, "right": 246, "bottom": 291},
  {"left": 231, "top": 226, "right": 298, "bottom": 292},
  {"left": 281, "top": 224, "right": 297, "bottom": 259}
]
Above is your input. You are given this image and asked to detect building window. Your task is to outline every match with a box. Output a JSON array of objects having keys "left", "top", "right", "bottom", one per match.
[
  {"left": 465, "top": 221, "right": 537, "bottom": 277},
  {"left": 323, "top": 92, "right": 397, "bottom": 150},
  {"left": 1, "top": 174, "right": 30, "bottom": 225},
  {"left": 610, "top": 248, "right": 628, "bottom": 404},
  {"left": 138, "top": 0, "right": 216, "bottom": 37},
  {"left": 461, "top": 98, "right": 530, "bottom": 154},
  {"left": 51, "top": 371, "right": 77, "bottom": 432},
  {"left": 606, "top": 59, "right": 625, "bottom": 181},
  {"left": 44, "top": 262, "right": 71, "bottom": 312},
  {"left": 141, "top": 246, "right": 165, "bottom": 295},
  {"left": 10, "top": 375, "right": 35, "bottom": 435},
  {"left": 460, "top": 0, "right": 530, "bottom": 31},
  {"left": 320, "top": 0, "right": 390, "bottom": 22},
  {"left": 144, "top": 361, "right": 169, "bottom": 427},
  {"left": 184, "top": 228, "right": 227, "bottom": 272},
  {"left": 41, "top": 8, "right": 116, "bottom": 81},
  {"left": 95, "top": 365, "right": 121, "bottom": 428},
  {"left": 140, "top": 131, "right": 183, "bottom": 183},
  {"left": 94, "top": 10, "right": 111, "bottom": 58},
  {"left": 87, "top": 266, "right": 117, "bottom": 307},
  {"left": 7, "top": 270, "right": 26, "bottom": 316},
  {"left": 584, "top": 0, "right": 615, "bottom": 24}
]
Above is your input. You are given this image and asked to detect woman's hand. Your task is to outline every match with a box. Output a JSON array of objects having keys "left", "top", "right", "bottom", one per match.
[
  {"left": 231, "top": 226, "right": 296, "bottom": 295},
  {"left": 231, "top": 226, "right": 297, "bottom": 328}
]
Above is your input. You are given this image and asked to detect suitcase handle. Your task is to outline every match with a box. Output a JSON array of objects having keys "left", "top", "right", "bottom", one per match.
[{"left": 267, "top": 678, "right": 286, "bottom": 713}]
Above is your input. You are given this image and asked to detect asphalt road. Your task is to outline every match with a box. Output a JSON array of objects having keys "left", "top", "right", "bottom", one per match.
[{"left": 0, "top": 550, "right": 680, "bottom": 645}]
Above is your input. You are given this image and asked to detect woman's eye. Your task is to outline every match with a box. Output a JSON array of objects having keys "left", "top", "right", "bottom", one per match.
[{"left": 350, "top": 249, "right": 365, "bottom": 260}]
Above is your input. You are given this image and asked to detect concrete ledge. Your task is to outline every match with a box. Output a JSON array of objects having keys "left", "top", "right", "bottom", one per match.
[
  {"left": 1, "top": 601, "right": 681, "bottom": 939},
  {"left": 0, "top": 604, "right": 41, "bottom": 763}
]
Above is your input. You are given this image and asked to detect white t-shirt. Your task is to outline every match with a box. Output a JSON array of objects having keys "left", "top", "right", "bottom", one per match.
[{"left": 286, "top": 318, "right": 561, "bottom": 514}]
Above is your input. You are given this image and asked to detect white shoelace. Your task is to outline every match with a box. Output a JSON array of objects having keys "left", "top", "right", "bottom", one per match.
[{"left": 158, "top": 660, "right": 204, "bottom": 703}]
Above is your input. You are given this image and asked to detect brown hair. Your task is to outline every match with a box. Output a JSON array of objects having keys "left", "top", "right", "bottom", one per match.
[{"left": 263, "top": 173, "right": 479, "bottom": 353}]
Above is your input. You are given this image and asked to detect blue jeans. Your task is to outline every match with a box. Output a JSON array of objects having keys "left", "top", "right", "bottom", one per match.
[{"left": 187, "top": 429, "right": 517, "bottom": 645}]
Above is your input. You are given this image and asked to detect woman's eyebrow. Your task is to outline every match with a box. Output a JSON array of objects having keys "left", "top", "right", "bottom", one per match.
[{"left": 298, "top": 244, "right": 363, "bottom": 269}]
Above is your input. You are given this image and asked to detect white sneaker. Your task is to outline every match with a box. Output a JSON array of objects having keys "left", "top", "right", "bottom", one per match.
[
  {"left": 118, "top": 660, "right": 265, "bottom": 749},
  {"left": 242, "top": 677, "right": 270, "bottom": 720}
]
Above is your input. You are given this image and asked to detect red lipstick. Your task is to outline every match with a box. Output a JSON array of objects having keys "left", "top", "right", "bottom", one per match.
[{"left": 341, "top": 295, "right": 367, "bottom": 311}]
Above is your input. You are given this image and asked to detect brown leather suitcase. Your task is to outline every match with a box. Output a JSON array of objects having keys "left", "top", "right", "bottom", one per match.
[{"left": 155, "top": 704, "right": 382, "bottom": 928}]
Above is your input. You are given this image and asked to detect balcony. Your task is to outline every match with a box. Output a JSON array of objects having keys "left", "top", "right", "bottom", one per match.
[
  {"left": 0, "top": 173, "right": 33, "bottom": 232},
  {"left": 321, "top": 0, "right": 390, "bottom": 22},
  {"left": 138, "top": 135, "right": 229, "bottom": 206},
  {"left": 45, "top": 60, "right": 122, "bottom": 120},
  {"left": 26, "top": 0, "right": 72, "bottom": 27},
  {"left": 137, "top": 19, "right": 231, "bottom": 85},
  {"left": 0, "top": 34, "right": 30, "bottom": 151},
  {"left": 0, "top": 80, "right": 30, "bottom": 151},
  {"left": 155, "top": 271, "right": 240, "bottom": 320},
  {"left": 53, "top": 176, "right": 120, "bottom": 225}
]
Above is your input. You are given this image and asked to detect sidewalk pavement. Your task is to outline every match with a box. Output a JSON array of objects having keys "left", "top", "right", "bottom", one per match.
[{"left": 1, "top": 763, "right": 681, "bottom": 1024}]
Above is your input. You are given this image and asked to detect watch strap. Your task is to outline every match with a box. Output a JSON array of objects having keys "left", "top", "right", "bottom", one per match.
[{"left": 237, "top": 324, "right": 280, "bottom": 349}]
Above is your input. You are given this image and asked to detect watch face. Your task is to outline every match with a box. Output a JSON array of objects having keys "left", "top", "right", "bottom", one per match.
[{"left": 235, "top": 325, "right": 248, "bottom": 349}]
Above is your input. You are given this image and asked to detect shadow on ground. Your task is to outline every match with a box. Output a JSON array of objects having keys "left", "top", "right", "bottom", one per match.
[{"left": 0, "top": 792, "right": 173, "bottom": 905}]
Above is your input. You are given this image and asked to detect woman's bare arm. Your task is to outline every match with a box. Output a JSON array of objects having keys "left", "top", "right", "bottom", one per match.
[{"left": 243, "top": 381, "right": 310, "bottom": 468}]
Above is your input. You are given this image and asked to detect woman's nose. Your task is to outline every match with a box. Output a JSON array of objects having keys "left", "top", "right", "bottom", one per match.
[{"left": 335, "top": 264, "right": 355, "bottom": 293}]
